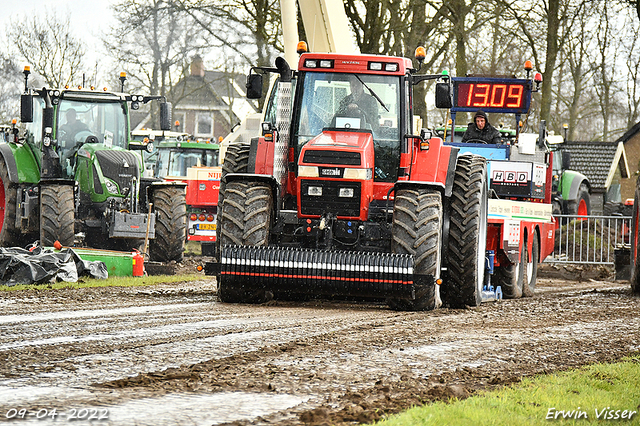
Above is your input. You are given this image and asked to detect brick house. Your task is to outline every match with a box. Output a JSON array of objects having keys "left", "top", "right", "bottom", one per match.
[{"left": 617, "top": 122, "right": 640, "bottom": 202}]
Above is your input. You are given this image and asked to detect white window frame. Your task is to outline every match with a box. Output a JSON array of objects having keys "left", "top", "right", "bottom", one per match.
[{"left": 195, "top": 112, "right": 214, "bottom": 138}]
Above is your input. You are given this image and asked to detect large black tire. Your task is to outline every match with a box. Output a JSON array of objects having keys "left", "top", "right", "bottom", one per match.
[
  {"left": 441, "top": 154, "right": 488, "bottom": 308},
  {"left": 566, "top": 182, "right": 591, "bottom": 216},
  {"left": 217, "top": 181, "right": 273, "bottom": 303},
  {"left": 521, "top": 232, "right": 539, "bottom": 297},
  {"left": 216, "top": 143, "right": 251, "bottom": 257},
  {"left": 40, "top": 185, "right": 75, "bottom": 247},
  {"left": 0, "top": 159, "right": 24, "bottom": 247},
  {"left": 631, "top": 180, "right": 640, "bottom": 294},
  {"left": 148, "top": 186, "right": 187, "bottom": 262},
  {"left": 388, "top": 189, "right": 442, "bottom": 311},
  {"left": 494, "top": 257, "right": 522, "bottom": 299}
]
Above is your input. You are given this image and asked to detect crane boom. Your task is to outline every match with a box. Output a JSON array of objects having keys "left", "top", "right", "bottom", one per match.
[{"left": 280, "top": 0, "right": 358, "bottom": 65}]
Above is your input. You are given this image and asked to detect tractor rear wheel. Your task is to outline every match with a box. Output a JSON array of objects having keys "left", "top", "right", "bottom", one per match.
[
  {"left": 567, "top": 183, "right": 591, "bottom": 216},
  {"left": 216, "top": 143, "right": 251, "bottom": 258},
  {"left": 522, "top": 233, "right": 539, "bottom": 297},
  {"left": 494, "top": 257, "right": 522, "bottom": 299},
  {"left": 0, "top": 159, "right": 24, "bottom": 247},
  {"left": 631, "top": 181, "right": 640, "bottom": 294},
  {"left": 40, "top": 185, "right": 75, "bottom": 247},
  {"left": 441, "top": 154, "right": 488, "bottom": 308},
  {"left": 149, "top": 186, "right": 187, "bottom": 262},
  {"left": 388, "top": 188, "right": 442, "bottom": 311},
  {"left": 217, "top": 181, "right": 273, "bottom": 303}
]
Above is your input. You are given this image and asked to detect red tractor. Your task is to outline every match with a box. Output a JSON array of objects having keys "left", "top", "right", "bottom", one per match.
[{"left": 206, "top": 52, "right": 489, "bottom": 310}]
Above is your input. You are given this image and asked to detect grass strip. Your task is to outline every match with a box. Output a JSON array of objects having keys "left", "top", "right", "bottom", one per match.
[{"left": 376, "top": 356, "right": 640, "bottom": 425}]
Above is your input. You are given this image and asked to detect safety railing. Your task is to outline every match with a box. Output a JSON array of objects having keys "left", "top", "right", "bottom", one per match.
[{"left": 544, "top": 215, "right": 632, "bottom": 265}]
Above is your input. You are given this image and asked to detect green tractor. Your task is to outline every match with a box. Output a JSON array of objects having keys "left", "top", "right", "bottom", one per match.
[
  {"left": 0, "top": 68, "right": 187, "bottom": 262},
  {"left": 547, "top": 135, "right": 591, "bottom": 216}
]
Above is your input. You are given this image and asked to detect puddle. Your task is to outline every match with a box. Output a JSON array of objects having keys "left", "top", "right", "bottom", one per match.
[
  {"left": 0, "top": 303, "right": 210, "bottom": 325},
  {"left": 0, "top": 386, "right": 94, "bottom": 405},
  {"left": 1, "top": 391, "right": 308, "bottom": 426}
]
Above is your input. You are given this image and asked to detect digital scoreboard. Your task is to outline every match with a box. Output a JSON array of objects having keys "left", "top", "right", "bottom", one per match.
[{"left": 451, "top": 77, "right": 532, "bottom": 114}]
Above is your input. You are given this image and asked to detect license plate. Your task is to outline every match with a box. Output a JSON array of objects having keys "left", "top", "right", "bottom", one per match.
[{"left": 197, "top": 223, "right": 217, "bottom": 230}]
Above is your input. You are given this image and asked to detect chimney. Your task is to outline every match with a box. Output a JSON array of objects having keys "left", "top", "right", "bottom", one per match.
[{"left": 190, "top": 55, "right": 205, "bottom": 77}]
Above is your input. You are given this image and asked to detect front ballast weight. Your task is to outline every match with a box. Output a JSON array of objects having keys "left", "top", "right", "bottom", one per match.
[{"left": 209, "top": 246, "right": 434, "bottom": 300}]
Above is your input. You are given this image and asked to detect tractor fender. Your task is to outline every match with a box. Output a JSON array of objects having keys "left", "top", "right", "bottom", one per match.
[
  {"left": 408, "top": 139, "right": 459, "bottom": 197},
  {"left": 0, "top": 143, "right": 40, "bottom": 184},
  {"left": 562, "top": 170, "right": 590, "bottom": 202}
]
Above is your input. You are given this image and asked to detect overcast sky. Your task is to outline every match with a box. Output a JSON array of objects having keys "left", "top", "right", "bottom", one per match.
[{"left": 2, "top": 0, "right": 117, "bottom": 79}]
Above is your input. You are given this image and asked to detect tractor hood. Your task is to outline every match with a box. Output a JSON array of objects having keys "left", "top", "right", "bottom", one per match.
[
  {"left": 296, "top": 129, "right": 375, "bottom": 221},
  {"left": 299, "top": 129, "right": 374, "bottom": 169}
]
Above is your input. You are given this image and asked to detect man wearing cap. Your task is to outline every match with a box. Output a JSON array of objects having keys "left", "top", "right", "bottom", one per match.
[{"left": 461, "top": 110, "right": 501, "bottom": 144}]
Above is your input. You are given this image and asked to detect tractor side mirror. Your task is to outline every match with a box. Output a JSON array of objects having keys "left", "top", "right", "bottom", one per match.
[
  {"left": 435, "top": 82, "right": 452, "bottom": 109},
  {"left": 561, "top": 151, "right": 571, "bottom": 170},
  {"left": 159, "top": 102, "right": 172, "bottom": 131},
  {"left": 246, "top": 74, "right": 263, "bottom": 99},
  {"left": 21, "top": 94, "right": 33, "bottom": 123}
]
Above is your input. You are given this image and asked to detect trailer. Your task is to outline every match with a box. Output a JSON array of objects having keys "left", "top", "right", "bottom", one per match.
[{"left": 439, "top": 70, "right": 556, "bottom": 297}]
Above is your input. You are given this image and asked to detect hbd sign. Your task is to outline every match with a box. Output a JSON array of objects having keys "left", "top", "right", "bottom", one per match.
[
  {"left": 489, "top": 161, "right": 545, "bottom": 199},
  {"left": 492, "top": 170, "right": 529, "bottom": 184}
]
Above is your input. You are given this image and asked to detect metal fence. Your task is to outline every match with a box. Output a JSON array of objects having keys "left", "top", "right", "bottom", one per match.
[{"left": 544, "top": 215, "right": 632, "bottom": 265}]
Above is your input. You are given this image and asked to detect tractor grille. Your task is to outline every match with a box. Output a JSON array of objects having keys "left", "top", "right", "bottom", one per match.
[
  {"left": 300, "top": 180, "right": 361, "bottom": 217},
  {"left": 95, "top": 150, "right": 139, "bottom": 193},
  {"left": 303, "top": 150, "right": 361, "bottom": 166}
]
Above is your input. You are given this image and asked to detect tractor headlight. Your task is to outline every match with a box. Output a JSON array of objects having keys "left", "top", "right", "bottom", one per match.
[
  {"left": 105, "top": 179, "right": 119, "bottom": 194},
  {"left": 298, "top": 166, "right": 319, "bottom": 177},
  {"left": 308, "top": 186, "right": 323, "bottom": 196},
  {"left": 339, "top": 188, "right": 354, "bottom": 198},
  {"left": 343, "top": 168, "right": 372, "bottom": 180}
]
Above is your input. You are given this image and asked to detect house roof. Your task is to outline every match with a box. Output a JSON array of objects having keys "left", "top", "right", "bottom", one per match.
[
  {"left": 170, "top": 70, "right": 259, "bottom": 121},
  {"left": 616, "top": 121, "right": 640, "bottom": 144},
  {"left": 561, "top": 141, "right": 630, "bottom": 191}
]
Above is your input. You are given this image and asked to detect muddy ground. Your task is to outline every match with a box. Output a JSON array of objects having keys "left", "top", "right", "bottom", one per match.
[{"left": 0, "top": 262, "right": 639, "bottom": 425}]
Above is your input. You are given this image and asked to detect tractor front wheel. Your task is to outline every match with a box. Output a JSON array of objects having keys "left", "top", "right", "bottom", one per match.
[
  {"left": 388, "top": 188, "right": 442, "bottom": 311},
  {"left": 40, "top": 185, "right": 75, "bottom": 247},
  {"left": 0, "top": 159, "right": 24, "bottom": 247},
  {"left": 149, "top": 186, "right": 187, "bottom": 262},
  {"left": 217, "top": 181, "right": 273, "bottom": 303}
]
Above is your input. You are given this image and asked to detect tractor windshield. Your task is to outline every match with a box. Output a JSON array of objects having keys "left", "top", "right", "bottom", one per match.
[
  {"left": 293, "top": 72, "right": 401, "bottom": 181},
  {"left": 156, "top": 148, "right": 219, "bottom": 178},
  {"left": 56, "top": 99, "right": 128, "bottom": 152}
]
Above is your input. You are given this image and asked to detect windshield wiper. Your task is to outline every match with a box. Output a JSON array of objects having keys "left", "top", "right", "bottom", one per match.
[{"left": 354, "top": 75, "right": 389, "bottom": 112}]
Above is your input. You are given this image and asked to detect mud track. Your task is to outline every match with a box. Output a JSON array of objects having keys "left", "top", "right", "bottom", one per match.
[{"left": 0, "top": 264, "right": 638, "bottom": 425}]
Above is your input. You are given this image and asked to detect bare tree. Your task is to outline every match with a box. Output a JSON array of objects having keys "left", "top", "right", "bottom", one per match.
[
  {"left": 0, "top": 53, "right": 22, "bottom": 124},
  {"left": 106, "top": 0, "right": 209, "bottom": 126},
  {"left": 7, "top": 12, "right": 86, "bottom": 88},
  {"left": 172, "top": 0, "right": 282, "bottom": 68}
]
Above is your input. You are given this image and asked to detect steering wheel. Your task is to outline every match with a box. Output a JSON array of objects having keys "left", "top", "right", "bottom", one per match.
[{"left": 464, "top": 138, "right": 488, "bottom": 144}]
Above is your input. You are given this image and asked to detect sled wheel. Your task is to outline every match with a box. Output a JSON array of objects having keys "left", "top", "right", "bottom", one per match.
[
  {"left": 521, "top": 232, "right": 539, "bottom": 297},
  {"left": 494, "top": 255, "right": 522, "bottom": 299}
]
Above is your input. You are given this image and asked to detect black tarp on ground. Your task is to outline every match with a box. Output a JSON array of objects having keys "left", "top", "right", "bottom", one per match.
[{"left": 0, "top": 246, "right": 108, "bottom": 286}]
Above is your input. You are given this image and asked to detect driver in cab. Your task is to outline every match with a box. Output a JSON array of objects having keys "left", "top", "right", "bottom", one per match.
[
  {"left": 461, "top": 110, "right": 501, "bottom": 144},
  {"left": 336, "top": 77, "right": 379, "bottom": 130},
  {"left": 59, "top": 108, "right": 89, "bottom": 146}
]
